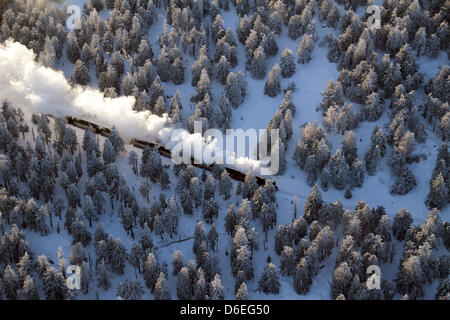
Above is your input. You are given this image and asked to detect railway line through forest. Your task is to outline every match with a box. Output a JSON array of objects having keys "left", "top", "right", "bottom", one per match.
[{"left": 47, "top": 114, "right": 427, "bottom": 226}]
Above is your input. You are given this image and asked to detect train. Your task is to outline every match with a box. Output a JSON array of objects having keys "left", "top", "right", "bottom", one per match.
[{"left": 55, "top": 115, "right": 277, "bottom": 190}]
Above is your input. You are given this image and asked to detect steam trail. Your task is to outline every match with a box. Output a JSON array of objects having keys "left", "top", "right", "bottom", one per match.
[{"left": 0, "top": 40, "right": 262, "bottom": 172}]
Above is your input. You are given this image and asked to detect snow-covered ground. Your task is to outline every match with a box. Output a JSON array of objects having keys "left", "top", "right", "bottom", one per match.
[{"left": 0, "top": 0, "right": 447, "bottom": 300}]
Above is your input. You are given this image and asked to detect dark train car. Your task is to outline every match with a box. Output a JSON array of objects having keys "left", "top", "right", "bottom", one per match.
[
  {"left": 66, "top": 116, "right": 102, "bottom": 134},
  {"left": 130, "top": 138, "right": 172, "bottom": 158},
  {"left": 225, "top": 167, "right": 269, "bottom": 187},
  {"left": 59, "top": 115, "right": 277, "bottom": 190},
  {"left": 100, "top": 126, "right": 111, "bottom": 137}
]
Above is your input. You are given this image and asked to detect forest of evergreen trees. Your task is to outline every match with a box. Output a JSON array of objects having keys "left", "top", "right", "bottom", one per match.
[{"left": 0, "top": 0, "right": 448, "bottom": 300}]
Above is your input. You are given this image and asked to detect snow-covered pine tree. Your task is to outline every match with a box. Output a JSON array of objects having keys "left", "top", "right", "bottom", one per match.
[
  {"left": 117, "top": 280, "right": 144, "bottom": 300},
  {"left": 280, "top": 48, "right": 296, "bottom": 78},
  {"left": 176, "top": 267, "right": 192, "bottom": 299},
  {"left": 226, "top": 71, "right": 247, "bottom": 108},
  {"left": 172, "top": 250, "right": 184, "bottom": 276},
  {"left": 258, "top": 263, "right": 281, "bottom": 294},
  {"left": 153, "top": 272, "right": 171, "bottom": 300},
  {"left": 216, "top": 55, "right": 231, "bottom": 85},
  {"left": 425, "top": 173, "right": 447, "bottom": 210},
  {"left": 297, "top": 34, "right": 314, "bottom": 64},
  {"left": 288, "top": 15, "right": 302, "bottom": 40},
  {"left": 23, "top": 275, "right": 39, "bottom": 300},
  {"left": 72, "top": 60, "right": 90, "bottom": 85},
  {"left": 264, "top": 64, "right": 282, "bottom": 97},
  {"left": 143, "top": 252, "right": 160, "bottom": 292}
]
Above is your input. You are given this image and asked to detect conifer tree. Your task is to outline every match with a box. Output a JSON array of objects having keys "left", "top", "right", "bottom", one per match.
[{"left": 264, "top": 64, "right": 282, "bottom": 97}]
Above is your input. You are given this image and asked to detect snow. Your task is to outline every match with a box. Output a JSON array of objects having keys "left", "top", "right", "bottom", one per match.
[{"left": 0, "top": 0, "right": 448, "bottom": 301}]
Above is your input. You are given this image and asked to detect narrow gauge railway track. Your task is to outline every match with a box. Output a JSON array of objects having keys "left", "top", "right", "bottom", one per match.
[{"left": 47, "top": 114, "right": 277, "bottom": 190}]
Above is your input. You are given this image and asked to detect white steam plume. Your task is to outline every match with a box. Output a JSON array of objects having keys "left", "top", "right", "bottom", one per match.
[{"left": 0, "top": 41, "right": 263, "bottom": 173}]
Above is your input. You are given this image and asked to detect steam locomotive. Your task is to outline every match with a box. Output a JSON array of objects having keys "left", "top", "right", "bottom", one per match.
[{"left": 60, "top": 115, "right": 277, "bottom": 189}]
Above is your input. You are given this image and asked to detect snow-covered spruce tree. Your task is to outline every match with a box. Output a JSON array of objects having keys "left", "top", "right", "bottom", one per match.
[
  {"left": 313, "top": 226, "right": 335, "bottom": 261},
  {"left": 71, "top": 218, "right": 92, "bottom": 247},
  {"left": 280, "top": 246, "right": 296, "bottom": 276},
  {"left": 117, "top": 280, "right": 144, "bottom": 300},
  {"left": 364, "top": 144, "right": 381, "bottom": 176},
  {"left": 288, "top": 14, "right": 302, "bottom": 40},
  {"left": 439, "top": 112, "right": 450, "bottom": 141},
  {"left": 293, "top": 122, "right": 329, "bottom": 176},
  {"left": 193, "top": 221, "right": 207, "bottom": 257},
  {"left": 96, "top": 261, "right": 110, "bottom": 291},
  {"left": 237, "top": 15, "right": 251, "bottom": 44},
  {"left": 425, "top": 173, "right": 447, "bottom": 210},
  {"left": 390, "top": 168, "right": 417, "bottom": 195},
  {"left": 72, "top": 60, "right": 90, "bottom": 85},
  {"left": 190, "top": 177, "right": 203, "bottom": 208},
  {"left": 2, "top": 265, "right": 18, "bottom": 300},
  {"left": 23, "top": 275, "right": 39, "bottom": 300},
  {"left": 262, "top": 32, "right": 279, "bottom": 57},
  {"left": 297, "top": 34, "right": 314, "bottom": 64},
  {"left": 258, "top": 263, "right": 281, "bottom": 294},
  {"left": 111, "top": 51, "right": 125, "bottom": 77},
  {"left": 245, "top": 29, "right": 259, "bottom": 56},
  {"left": 250, "top": 46, "right": 266, "bottom": 80},
  {"left": 42, "top": 267, "right": 67, "bottom": 300},
  {"left": 99, "top": 65, "right": 120, "bottom": 94},
  {"left": 264, "top": 64, "right": 282, "bottom": 97},
  {"left": 225, "top": 204, "right": 237, "bottom": 235},
  {"left": 235, "top": 281, "right": 248, "bottom": 300},
  {"left": 176, "top": 267, "right": 192, "bottom": 300},
  {"left": 226, "top": 71, "right": 247, "bottom": 108},
  {"left": 108, "top": 126, "right": 125, "bottom": 154},
  {"left": 304, "top": 185, "right": 324, "bottom": 224},
  {"left": 140, "top": 146, "right": 163, "bottom": 183},
  {"left": 109, "top": 238, "right": 127, "bottom": 275},
  {"left": 395, "top": 254, "right": 425, "bottom": 299},
  {"left": 319, "top": 80, "right": 343, "bottom": 115},
  {"left": 350, "top": 159, "right": 365, "bottom": 188},
  {"left": 396, "top": 44, "right": 418, "bottom": 80},
  {"left": 329, "top": 149, "right": 350, "bottom": 190},
  {"left": 204, "top": 174, "right": 217, "bottom": 200},
  {"left": 140, "top": 223, "right": 153, "bottom": 252},
  {"left": 331, "top": 261, "right": 353, "bottom": 299},
  {"left": 39, "top": 38, "right": 57, "bottom": 69},
  {"left": 210, "top": 274, "right": 225, "bottom": 300},
  {"left": 154, "top": 272, "right": 171, "bottom": 300},
  {"left": 143, "top": 253, "right": 160, "bottom": 292},
  {"left": 363, "top": 92, "right": 384, "bottom": 122},
  {"left": 172, "top": 250, "right": 184, "bottom": 276},
  {"left": 191, "top": 49, "right": 211, "bottom": 87},
  {"left": 191, "top": 69, "right": 212, "bottom": 103},
  {"left": 203, "top": 199, "right": 219, "bottom": 224},
  {"left": 102, "top": 139, "right": 116, "bottom": 165},
  {"left": 232, "top": 244, "right": 254, "bottom": 282},
  {"left": 208, "top": 223, "right": 219, "bottom": 251},
  {"left": 129, "top": 243, "right": 143, "bottom": 273},
  {"left": 219, "top": 170, "right": 232, "bottom": 200},
  {"left": 194, "top": 268, "right": 207, "bottom": 300},
  {"left": 347, "top": 275, "right": 368, "bottom": 300},
  {"left": 293, "top": 257, "right": 313, "bottom": 295},
  {"left": 216, "top": 55, "right": 231, "bottom": 85},
  {"left": 342, "top": 130, "right": 357, "bottom": 166},
  {"left": 66, "top": 32, "right": 81, "bottom": 64},
  {"left": 280, "top": 48, "right": 296, "bottom": 78}
]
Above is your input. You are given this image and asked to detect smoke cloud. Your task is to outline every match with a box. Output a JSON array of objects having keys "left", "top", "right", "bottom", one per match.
[{"left": 0, "top": 41, "right": 265, "bottom": 173}]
